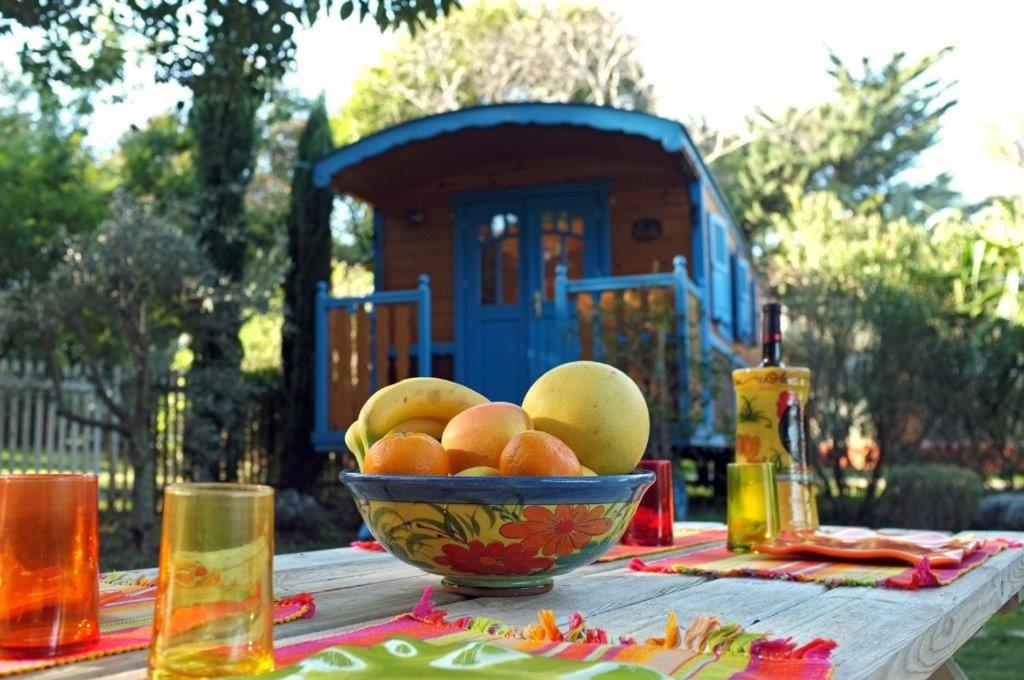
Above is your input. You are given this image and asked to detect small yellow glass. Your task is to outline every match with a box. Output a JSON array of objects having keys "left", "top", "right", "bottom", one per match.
[
  {"left": 727, "top": 463, "right": 781, "bottom": 552},
  {"left": 149, "top": 484, "right": 274, "bottom": 679}
]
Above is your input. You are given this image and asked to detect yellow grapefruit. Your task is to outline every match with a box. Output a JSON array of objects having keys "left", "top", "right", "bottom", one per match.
[{"left": 522, "top": 361, "right": 649, "bottom": 475}]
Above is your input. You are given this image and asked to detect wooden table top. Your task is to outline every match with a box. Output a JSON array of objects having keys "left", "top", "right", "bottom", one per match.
[{"left": 35, "top": 523, "right": 1024, "bottom": 680}]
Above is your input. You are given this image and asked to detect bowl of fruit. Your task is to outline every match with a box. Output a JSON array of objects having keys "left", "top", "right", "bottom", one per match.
[{"left": 341, "top": 361, "right": 656, "bottom": 596}]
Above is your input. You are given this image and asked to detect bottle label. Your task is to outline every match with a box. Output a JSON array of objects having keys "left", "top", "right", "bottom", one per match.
[{"left": 732, "top": 367, "right": 812, "bottom": 476}]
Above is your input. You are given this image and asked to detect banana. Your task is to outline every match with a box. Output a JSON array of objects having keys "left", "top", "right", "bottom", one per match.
[
  {"left": 360, "top": 377, "right": 489, "bottom": 445},
  {"left": 344, "top": 420, "right": 366, "bottom": 470}
]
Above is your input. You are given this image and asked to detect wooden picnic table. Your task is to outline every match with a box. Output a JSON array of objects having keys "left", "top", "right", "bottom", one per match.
[{"left": 34, "top": 523, "right": 1024, "bottom": 679}]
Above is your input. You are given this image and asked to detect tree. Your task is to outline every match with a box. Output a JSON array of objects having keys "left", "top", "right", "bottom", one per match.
[
  {"left": 281, "top": 98, "right": 335, "bottom": 492},
  {"left": 115, "top": 110, "right": 194, "bottom": 209},
  {"left": 0, "top": 194, "right": 222, "bottom": 553},
  {"left": 772, "top": 186, "right": 1024, "bottom": 518},
  {"left": 334, "top": 0, "right": 653, "bottom": 142},
  {"left": 0, "top": 79, "right": 109, "bottom": 292},
  {"left": 707, "top": 50, "right": 957, "bottom": 246},
  {"left": 10, "top": 0, "right": 460, "bottom": 481}
]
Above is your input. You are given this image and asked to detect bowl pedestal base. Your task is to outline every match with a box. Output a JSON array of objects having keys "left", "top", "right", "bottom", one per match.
[{"left": 441, "top": 576, "right": 554, "bottom": 597}]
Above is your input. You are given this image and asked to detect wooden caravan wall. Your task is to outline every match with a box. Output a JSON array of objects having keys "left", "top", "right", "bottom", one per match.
[
  {"left": 375, "top": 128, "right": 697, "bottom": 348},
  {"left": 610, "top": 183, "right": 691, "bottom": 277}
]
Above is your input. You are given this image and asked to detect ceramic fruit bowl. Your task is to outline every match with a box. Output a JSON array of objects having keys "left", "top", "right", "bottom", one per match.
[{"left": 340, "top": 470, "right": 655, "bottom": 596}]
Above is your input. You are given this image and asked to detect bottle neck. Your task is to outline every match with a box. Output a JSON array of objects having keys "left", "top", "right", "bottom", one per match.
[
  {"left": 760, "top": 304, "right": 784, "bottom": 367},
  {"left": 761, "top": 333, "right": 784, "bottom": 367}
]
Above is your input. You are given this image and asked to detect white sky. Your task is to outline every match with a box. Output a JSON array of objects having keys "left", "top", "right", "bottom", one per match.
[{"left": 5, "top": 0, "right": 1023, "bottom": 201}]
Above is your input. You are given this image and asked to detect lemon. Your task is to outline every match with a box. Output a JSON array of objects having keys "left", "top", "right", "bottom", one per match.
[
  {"left": 454, "top": 466, "right": 501, "bottom": 477},
  {"left": 522, "top": 361, "right": 649, "bottom": 475},
  {"left": 386, "top": 417, "right": 446, "bottom": 441}
]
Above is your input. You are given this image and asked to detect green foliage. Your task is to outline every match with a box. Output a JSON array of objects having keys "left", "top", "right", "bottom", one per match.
[
  {"left": 875, "top": 464, "right": 983, "bottom": 531},
  {"left": 8, "top": 0, "right": 461, "bottom": 485},
  {"left": 333, "top": 0, "right": 653, "bottom": 143},
  {"left": 774, "top": 188, "right": 1024, "bottom": 514},
  {"left": 949, "top": 196, "right": 1024, "bottom": 324},
  {"left": 0, "top": 193, "right": 221, "bottom": 551},
  {"left": 12, "top": 1, "right": 459, "bottom": 100},
  {"left": 335, "top": 196, "right": 375, "bottom": 265},
  {"left": 181, "top": 87, "right": 258, "bottom": 480},
  {"left": 115, "top": 111, "right": 194, "bottom": 207},
  {"left": 0, "top": 80, "right": 109, "bottom": 291},
  {"left": 280, "top": 97, "right": 335, "bottom": 491},
  {"left": 710, "top": 50, "right": 957, "bottom": 245}
]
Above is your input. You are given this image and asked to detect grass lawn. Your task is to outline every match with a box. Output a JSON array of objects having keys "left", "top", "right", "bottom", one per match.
[{"left": 955, "top": 604, "right": 1024, "bottom": 679}]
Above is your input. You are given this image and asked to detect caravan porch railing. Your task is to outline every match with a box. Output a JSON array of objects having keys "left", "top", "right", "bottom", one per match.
[
  {"left": 553, "top": 255, "right": 715, "bottom": 442},
  {"left": 312, "top": 276, "right": 432, "bottom": 451}
]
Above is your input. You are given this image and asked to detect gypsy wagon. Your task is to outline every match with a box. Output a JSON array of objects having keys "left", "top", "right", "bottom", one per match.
[{"left": 311, "top": 103, "right": 761, "bottom": 459}]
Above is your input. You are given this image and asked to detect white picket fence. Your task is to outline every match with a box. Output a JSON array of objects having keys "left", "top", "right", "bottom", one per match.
[
  {"left": 0, "top": 359, "right": 280, "bottom": 511},
  {"left": 0, "top": 359, "right": 135, "bottom": 508}
]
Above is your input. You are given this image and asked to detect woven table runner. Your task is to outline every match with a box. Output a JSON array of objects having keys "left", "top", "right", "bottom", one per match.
[
  {"left": 267, "top": 587, "right": 836, "bottom": 679},
  {"left": 630, "top": 537, "right": 1021, "bottom": 590},
  {"left": 0, "top": 572, "right": 315, "bottom": 677},
  {"left": 596, "top": 528, "right": 728, "bottom": 563}
]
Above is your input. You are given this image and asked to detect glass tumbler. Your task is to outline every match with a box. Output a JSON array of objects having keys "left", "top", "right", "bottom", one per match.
[
  {"left": 621, "top": 460, "right": 675, "bottom": 546},
  {"left": 727, "top": 463, "right": 781, "bottom": 552},
  {"left": 0, "top": 473, "right": 100, "bottom": 658},
  {"left": 149, "top": 483, "right": 275, "bottom": 679}
]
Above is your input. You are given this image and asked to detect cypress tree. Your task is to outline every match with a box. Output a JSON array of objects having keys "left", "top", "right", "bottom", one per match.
[
  {"left": 281, "top": 97, "right": 334, "bottom": 491},
  {"left": 183, "top": 83, "right": 259, "bottom": 481}
]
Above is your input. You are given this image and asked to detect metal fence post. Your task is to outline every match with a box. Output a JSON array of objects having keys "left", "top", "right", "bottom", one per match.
[
  {"left": 554, "top": 264, "right": 569, "bottom": 361},
  {"left": 313, "top": 281, "right": 329, "bottom": 444},
  {"left": 417, "top": 274, "right": 432, "bottom": 377},
  {"left": 672, "top": 255, "right": 693, "bottom": 422}
]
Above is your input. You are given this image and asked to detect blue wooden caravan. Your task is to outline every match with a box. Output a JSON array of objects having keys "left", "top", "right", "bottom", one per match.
[{"left": 311, "top": 103, "right": 761, "bottom": 456}]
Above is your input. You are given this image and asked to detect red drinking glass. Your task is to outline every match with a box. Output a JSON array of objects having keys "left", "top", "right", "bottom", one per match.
[{"left": 621, "top": 460, "right": 674, "bottom": 546}]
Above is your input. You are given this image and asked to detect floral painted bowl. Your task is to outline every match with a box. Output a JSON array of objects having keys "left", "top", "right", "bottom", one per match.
[{"left": 340, "top": 471, "right": 656, "bottom": 596}]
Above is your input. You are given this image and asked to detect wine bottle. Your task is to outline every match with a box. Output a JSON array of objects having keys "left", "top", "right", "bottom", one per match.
[
  {"left": 760, "top": 302, "right": 784, "bottom": 367},
  {"left": 733, "top": 300, "right": 819, "bottom": 532}
]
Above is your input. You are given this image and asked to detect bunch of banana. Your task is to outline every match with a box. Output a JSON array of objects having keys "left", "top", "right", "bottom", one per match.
[{"left": 344, "top": 377, "right": 488, "bottom": 469}]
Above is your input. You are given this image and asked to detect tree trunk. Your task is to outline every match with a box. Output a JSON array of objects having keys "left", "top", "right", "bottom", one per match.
[{"left": 128, "top": 433, "right": 157, "bottom": 558}]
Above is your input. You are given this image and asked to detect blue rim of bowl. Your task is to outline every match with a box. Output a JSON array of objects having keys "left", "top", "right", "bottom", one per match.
[{"left": 340, "top": 469, "right": 656, "bottom": 505}]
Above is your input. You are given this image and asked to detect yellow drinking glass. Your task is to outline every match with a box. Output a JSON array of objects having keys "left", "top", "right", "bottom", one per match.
[
  {"left": 727, "top": 463, "right": 781, "bottom": 552},
  {"left": 149, "top": 484, "right": 274, "bottom": 679}
]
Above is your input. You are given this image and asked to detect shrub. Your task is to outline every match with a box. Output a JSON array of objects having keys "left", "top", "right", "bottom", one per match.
[
  {"left": 875, "top": 464, "right": 983, "bottom": 532},
  {"left": 974, "top": 493, "right": 1024, "bottom": 531},
  {"left": 817, "top": 494, "right": 865, "bottom": 526}
]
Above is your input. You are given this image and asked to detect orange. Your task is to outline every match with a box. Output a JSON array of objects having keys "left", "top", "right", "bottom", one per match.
[
  {"left": 363, "top": 432, "right": 448, "bottom": 476},
  {"left": 441, "top": 402, "right": 532, "bottom": 473},
  {"left": 499, "top": 430, "right": 581, "bottom": 477}
]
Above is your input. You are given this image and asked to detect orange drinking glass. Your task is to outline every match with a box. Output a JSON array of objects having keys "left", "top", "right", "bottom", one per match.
[{"left": 0, "top": 474, "right": 100, "bottom": 658}]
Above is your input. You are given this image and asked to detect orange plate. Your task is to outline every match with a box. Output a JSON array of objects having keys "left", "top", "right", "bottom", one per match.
[{"left": 754, "top": 528, "right": 980, "bottom": 567}]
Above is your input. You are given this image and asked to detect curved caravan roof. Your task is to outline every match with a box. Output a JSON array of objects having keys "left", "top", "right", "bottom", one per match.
[{"left": 312, "top": 102, "right": 748, "bottom": 252}]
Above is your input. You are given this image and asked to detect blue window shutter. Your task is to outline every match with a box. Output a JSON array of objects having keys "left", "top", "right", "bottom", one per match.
[
  {"left": 733, "top": 257, "right": 751, "bottom": 344},
  {"left": 710, "top": 217, "right": 732, "bottom": 333}
]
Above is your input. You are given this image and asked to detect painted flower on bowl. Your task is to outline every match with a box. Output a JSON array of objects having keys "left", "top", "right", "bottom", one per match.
[
  {"left": 499, "top": 505, "right": 612, "bottom": 557},
  {"left": 433, "top": 540, "right": 554, "bottom": 575}
]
